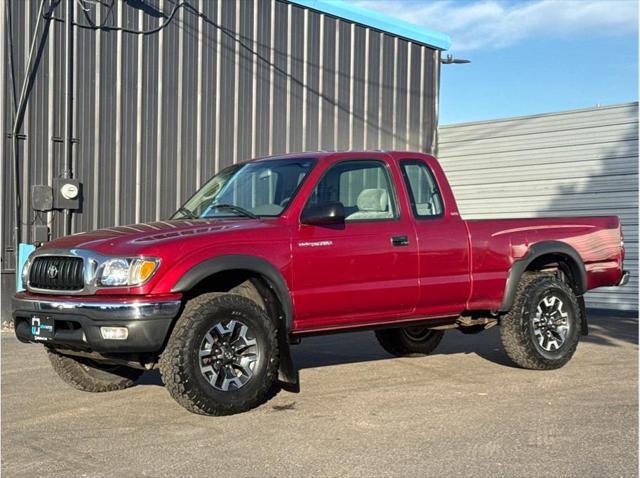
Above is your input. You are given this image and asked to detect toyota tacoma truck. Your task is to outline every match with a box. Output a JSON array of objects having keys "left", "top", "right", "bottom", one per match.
[{"left": 13, "top": 151, "right": 629, "bottom": 415}]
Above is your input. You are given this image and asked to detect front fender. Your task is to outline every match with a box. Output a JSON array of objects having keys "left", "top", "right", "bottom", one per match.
[{"left": 171, "top": 254, "right": 294, "bottom": 329}]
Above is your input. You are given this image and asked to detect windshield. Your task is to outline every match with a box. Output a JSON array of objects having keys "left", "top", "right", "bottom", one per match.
[{"left": 172, "top": 158, "right": 316, "bottom": 219}]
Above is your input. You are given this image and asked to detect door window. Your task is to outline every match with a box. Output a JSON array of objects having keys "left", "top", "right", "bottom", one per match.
[
  {"left": 305, "top": 160, "right": 398, "bottom": 222},
  {"left": 400, "top": 160, "right": 444, "bottom": 218}
]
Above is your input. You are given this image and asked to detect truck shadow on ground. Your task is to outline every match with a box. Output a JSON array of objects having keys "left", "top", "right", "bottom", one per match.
[
  {"left": 137, "top": 312, "right": 637, "bottom": 386},
  {"left": 297, "top": 312, "right": 638, "bottom": 369}
]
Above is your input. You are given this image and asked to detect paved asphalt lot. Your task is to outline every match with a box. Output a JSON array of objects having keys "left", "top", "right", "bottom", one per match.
[{"left": 2, "top": 312, "right": 637, "bottom": 477}]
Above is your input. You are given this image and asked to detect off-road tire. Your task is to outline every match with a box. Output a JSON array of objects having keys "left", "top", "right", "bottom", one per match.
[
  {"left": 159, "top": 293, "right": 279, "bottom": 416},
  {"left": 46, "top": 348, "right": 143, "bottom": 392},
  {"left": 375, "top": 327, "right": 444, "bottom": 357},
  {"left": 500, "top": 272, "right": 581, "bottom": 370}
]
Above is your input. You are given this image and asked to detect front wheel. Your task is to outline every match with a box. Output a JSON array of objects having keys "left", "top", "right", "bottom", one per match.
[
  {"left": 159, "top": 293, "right": 279, "bottom": 416},
  {"left": 500, "top": 273, "right": 581, "bottom": 370},
  {"left": 375, "top": 326, "right": 444, "bottom": 357}
]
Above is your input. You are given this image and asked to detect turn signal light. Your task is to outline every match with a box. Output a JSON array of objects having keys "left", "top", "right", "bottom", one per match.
[{"left": 100, "top": 326, "right": 129, "bottom": 340}]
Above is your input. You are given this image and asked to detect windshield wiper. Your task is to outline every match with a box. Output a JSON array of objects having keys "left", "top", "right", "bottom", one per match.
[
  {"left": 210, "top": 204, "right": 259, "bottom": 219},
  {"left": 174, "top": 206, "right": 197, "bottom": 219}
]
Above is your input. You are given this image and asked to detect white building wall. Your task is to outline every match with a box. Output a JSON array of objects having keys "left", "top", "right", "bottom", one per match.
[{"left": 438, "top": 102, "right": 638, "bottom": 311}]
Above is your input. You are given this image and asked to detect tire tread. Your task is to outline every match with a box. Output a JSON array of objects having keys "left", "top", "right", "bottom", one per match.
[
  {"left": 500, "top": 272, "right": 580, "bottom": 370},
  {"left": 46, "top": 348, "right": 143, "bottom": 392},
  {"left": 159, "top": 293, "right": 279, "bottom": 416}
]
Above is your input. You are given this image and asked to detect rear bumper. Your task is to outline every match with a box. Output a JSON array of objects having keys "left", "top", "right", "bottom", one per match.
[
  {"left": 12, "top": 293, "right": 182, "bottom": 353},
  {"left": 618, "top": 270, "right": 630, "bottom": 286}
]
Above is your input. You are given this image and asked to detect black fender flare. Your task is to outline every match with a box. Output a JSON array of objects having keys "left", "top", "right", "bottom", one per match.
[
  {"left": 171, "top": 254, "right": 299, "bottom": 390},
  {"left": 172, "top": 254, "right": 294, "bottom": 330},
  {"left": 500, "top": 241, "right": 588, "bottom": 313}
]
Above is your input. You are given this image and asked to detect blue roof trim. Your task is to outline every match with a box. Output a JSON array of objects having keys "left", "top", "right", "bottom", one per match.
[{"left": 288, "top": 0, "right": 451, "bottom": 51}]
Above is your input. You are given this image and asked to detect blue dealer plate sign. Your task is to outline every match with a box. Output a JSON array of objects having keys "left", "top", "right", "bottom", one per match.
[{"left": 31, "top": 316, "right": 55, "bottom": 341}]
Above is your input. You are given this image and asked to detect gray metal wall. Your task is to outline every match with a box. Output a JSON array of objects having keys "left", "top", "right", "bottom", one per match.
[
  {"left": 439, "top": 103, "right": 639, "bottom": 312},
  {"left": 1, "top": 0, "right": 440, "bottom": 274}
]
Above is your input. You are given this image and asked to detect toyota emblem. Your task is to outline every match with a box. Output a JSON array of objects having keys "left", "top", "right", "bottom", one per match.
[{"left": 47, "top": 264, "right": 59, "bottom": 279}]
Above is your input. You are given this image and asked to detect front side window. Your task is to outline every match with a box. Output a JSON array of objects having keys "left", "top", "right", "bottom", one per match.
[
  {"left": 173, "top": 158, "right": 316, "bottom": 219},
  {"left": 304, "top": 160, "right": 398, "bottom": 222},
  {"left": 400, "top": 160, "right": 443, "bottom": 217}
]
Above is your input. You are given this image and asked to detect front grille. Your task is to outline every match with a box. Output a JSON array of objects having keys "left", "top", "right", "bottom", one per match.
[{"left": 29, "top": 256, "right": 84, "bottom": 291}]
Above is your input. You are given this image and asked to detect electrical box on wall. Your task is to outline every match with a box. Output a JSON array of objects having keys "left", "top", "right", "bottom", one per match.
[
  {"left": 52, "top": 178, "right": 82, "bottom": 210},
  {"left": 33, "top": 225, "right": 50, "bottom": 244},
  {"left": 31, "top": 185, "right": 54, "bottom": 211}
]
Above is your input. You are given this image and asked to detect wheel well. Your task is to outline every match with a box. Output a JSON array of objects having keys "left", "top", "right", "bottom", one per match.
[
  {"left": 169, "top": 267, "right": 300, "bottom": 389},
  {"left": 525, "top": 253, "right": 582, "bottom": 293},
  {"left": 183, "top": 269, "right": 286, "bottom": 327}
]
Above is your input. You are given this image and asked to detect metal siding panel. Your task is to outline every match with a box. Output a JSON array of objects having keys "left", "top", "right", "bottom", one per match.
[
  {"left": 98, "top": 22, "right": 116, "bottom": 229},
  {"left": 141, "top": 11, "right": 159, "bottom": 223},
  {"left": 236, "top": 0, "right": 253, "bottom": 163},
  {"left": 289, "top": 5, "right": 304, "bottom": 153},
  {"left": 200, "top": 0, "right": 219, "bottom": 181},
  {"left": 181, "top": 4, "right": 198, "bottom": 195},
  {"left": 254, "top": 0, "right": 272, "bottom": 158},
  {"left": 394, "top": 39, "right": 408, "bottom": 150},
  {"left": 408, "top": 43, "right": 422, "bottom": 150},
  {"left": 272, "top": 1, "right": 288, "bottom": 155},
  {"left": 160, "top": 10, "right": 178, "bottom": 217},
  {"left": 365, "top": 31, "right": 381, "bottom": 150},
  {"left": 380, "top": 35, "right": 394, "bottom": 149},
  {"left": 439, "top": 103, "right": 639, "bottom": 311},
  {"left": 351, "top": 25, "right": 366, "bottom": 150},
  {"left": 305, "top": 10, "right": 321, "bottom": 151},
  {"left": 336, "top": 20, "right": 350, "bottom": 150},
  {"left": 121, "top": 6, "right": 139, "bottom": 225},
  {"left": 424, "top": 48, "right": 438, "bottom": 153},
  {"left": 320, "top": 16, "right": 336, "bottom": 150},
  {"left": 217, "top": 0, "right": 235, "bottom": 168},
  {"left": 75, "top": 13, "right": 97, "bottom": 233}
]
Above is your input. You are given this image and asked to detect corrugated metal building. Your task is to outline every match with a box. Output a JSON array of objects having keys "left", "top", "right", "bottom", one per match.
[
  {"left": 439, "top": 102, "right": 639, "bottom": 312},
  {"left": 1, "top": 0, "right": 450, "bottom": 318}
]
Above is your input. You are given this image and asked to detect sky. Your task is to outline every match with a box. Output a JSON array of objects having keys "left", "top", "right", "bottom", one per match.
[{"left": 354, "top": 0, "right": 639, "bottom": 124}]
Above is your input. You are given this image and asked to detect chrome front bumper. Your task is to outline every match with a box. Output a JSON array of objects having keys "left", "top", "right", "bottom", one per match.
[{"left": 12, "top": 294, "right": 182, "bottom": 353}]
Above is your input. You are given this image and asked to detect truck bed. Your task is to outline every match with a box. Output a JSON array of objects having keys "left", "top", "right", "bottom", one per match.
[{"left": 464, "top": 215, "right": 623, "bottom": 311}]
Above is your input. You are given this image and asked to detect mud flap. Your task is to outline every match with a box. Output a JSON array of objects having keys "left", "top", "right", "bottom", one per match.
[
  {"left": 277, "top": 323, "right": 300, "bottom": 393},
  {"left": 578, "top": 295, "right": 588, "bottom": 335}
]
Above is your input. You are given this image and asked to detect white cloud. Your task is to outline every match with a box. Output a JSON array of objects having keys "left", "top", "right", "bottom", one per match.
[{"left": 353, "top": 0, "right": 639, "bottom": 51}]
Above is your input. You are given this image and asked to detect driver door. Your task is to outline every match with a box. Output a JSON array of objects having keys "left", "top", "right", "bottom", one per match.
[{"left": 291, "top": 159, "right": 419, "bottom": 332}]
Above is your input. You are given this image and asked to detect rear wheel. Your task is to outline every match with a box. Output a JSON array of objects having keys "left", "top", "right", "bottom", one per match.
[
  {"left": 159, "top": 293, "right": 278, "bottom": 416},
  {"left": 374, "top": 326, "right": 444, "bottom": 357},
  {"left": 500, "top": 272, "right": 581, "bottom": 370},
  {"left": 46, "top": 348, "right": 143, "bottom": 392}
]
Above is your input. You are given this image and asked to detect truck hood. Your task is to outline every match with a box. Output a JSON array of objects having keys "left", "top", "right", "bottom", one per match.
[{"left": 41, "top": 218, "right": 283, "bottom": 256}]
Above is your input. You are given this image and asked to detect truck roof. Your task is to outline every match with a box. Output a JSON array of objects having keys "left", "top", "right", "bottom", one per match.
[{"left": 251, "top": 151, "right": 434, "bottom": 163}]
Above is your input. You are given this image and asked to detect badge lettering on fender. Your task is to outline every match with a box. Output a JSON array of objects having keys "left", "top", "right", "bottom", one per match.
[{"left": 297, "top": 241, "right": 333, "bottom": 247}]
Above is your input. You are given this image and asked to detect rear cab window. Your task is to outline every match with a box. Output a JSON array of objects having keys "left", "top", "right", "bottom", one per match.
[{"left": 399, "top": 160, "right": 444, "bottom": 218}]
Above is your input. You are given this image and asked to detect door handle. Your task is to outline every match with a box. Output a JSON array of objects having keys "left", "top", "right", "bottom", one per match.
[{"left": 391, "top": 235, "right": 409, "bottom": 247}]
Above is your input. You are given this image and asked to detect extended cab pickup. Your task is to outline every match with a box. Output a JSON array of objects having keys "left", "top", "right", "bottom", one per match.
[{"left": 13, "top": 151, "right": 628, "bottom": 415}]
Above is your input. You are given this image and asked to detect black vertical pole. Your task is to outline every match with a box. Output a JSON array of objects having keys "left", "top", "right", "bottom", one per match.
[
  {"left": 63, "top": 0, "right": 74, "bottom": 235},
  {"left": 10, "top": 0, "right": 48, "bottom": 270}
]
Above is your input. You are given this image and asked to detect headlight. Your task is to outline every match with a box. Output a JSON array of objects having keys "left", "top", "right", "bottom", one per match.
[{"left": 99, "top": 258, "right": 160, "bottom": 287}]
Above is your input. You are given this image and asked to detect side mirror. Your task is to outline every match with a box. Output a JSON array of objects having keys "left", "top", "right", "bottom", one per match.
[{"left": 301, "top": 202, "right": 345, "bottom": 226}]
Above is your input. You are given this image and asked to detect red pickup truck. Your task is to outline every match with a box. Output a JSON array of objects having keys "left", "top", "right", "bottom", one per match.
[{"left": 13, "top": 151, "right": 628, "bottom": 415}]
